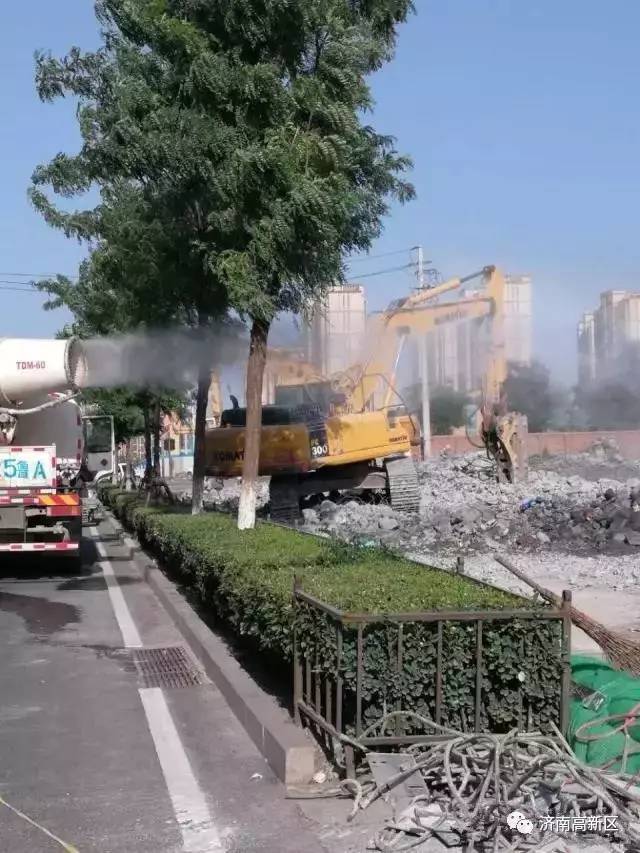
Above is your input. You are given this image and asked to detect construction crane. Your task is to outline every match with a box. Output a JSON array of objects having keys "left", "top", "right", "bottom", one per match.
[{"left": 204, "top": 266, "right": 527, "bottom": 521}]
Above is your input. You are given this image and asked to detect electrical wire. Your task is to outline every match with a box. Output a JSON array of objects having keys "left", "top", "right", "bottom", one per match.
[
  {"left": 0, "top": 284, "right": 42, "bottom": 293},
  {"left": 0, "top": 271, "right": 77, "bottom": 279},
  {"left": 345, "top": 247, "right": 417, "bottom": 265},
  {"left": 348, "top": 262, "right": 417, "bottom": 281}
]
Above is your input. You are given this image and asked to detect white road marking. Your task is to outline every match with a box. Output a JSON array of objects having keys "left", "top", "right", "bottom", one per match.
[
  {"left": 89, "top": 526, "right": 142, "bottom": 648},
  {"left": 89, "top": 527, "right": 222, "bottom": 851},
  {"left": 140, "top": 687, "right": 223, "bottom": 851}
]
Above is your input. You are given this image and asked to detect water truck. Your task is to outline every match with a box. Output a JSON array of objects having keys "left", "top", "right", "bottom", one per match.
[{"left": 0, "top": 338, "right": 115, "bottom": 563}]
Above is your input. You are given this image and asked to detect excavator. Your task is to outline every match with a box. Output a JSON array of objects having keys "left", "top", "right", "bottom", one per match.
[{"left": 204, "top": 266, "right": 528, "bottom": 521}]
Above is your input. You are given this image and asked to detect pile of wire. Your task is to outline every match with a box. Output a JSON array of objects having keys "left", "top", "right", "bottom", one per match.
[{"left": 337, "top": 715, "right": 640, "bottom": 852}]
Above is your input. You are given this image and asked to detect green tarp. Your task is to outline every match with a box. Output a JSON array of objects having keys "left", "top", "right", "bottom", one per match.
[{"left": 569, "top": 655, "right": 640, "bottom": 772}]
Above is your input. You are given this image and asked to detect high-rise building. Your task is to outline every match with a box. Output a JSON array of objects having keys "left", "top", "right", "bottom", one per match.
[
  {"left": 578, "top": 289, "right": 640, "bottom": 383},
  {"left": 306, "top": 285, "right": 367, "bottom": 375},
  {"left": 305, "top": 272, "right": 532, "bottom": 402},
  {"left": 503, "top": 275, "right": 533, "bottom": 366},
  {"left": 577, "top": 312, "right": 596, "bottom": 386},
  {"left": 422, "top": 273, "right": 532, "bottom": 393}
]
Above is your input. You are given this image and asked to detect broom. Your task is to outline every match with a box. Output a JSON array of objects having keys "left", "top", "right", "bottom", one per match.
[{"left": 494, "top": 553, "right": 640, "bottom": 677}]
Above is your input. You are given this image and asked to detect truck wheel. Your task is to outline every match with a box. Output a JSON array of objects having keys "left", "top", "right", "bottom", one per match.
[{"left": 67, "top": 551, "right": 83, "bottom": 572}]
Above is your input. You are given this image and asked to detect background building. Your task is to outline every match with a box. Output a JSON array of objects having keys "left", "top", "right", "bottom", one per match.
[
  {"left": 577, "top": 290, "right": 640, "bottom": 383},
  {"left": 305, "top": 285, "right": 367, "bottom": 375},
  {"left": 409, "top": 273, "right": 532, "bottom": 395},
  {"left": 503, "top": 275, "right": 533, "bottom": 366},
  {"left": 301, "top": 271, "right": 533, "bottom": 402},
  {"left": 577, "top": 312, "right": 596, "bottom": 385}
]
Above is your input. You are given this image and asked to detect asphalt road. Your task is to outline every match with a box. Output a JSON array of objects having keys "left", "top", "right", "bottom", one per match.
[{"left": 0, "top": 521, "right": 333, "bottom": 853}]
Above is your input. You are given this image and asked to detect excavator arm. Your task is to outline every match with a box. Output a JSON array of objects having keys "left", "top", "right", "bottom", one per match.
[{"left": 338, "top": 265, "right": 527, "bottom": 483}]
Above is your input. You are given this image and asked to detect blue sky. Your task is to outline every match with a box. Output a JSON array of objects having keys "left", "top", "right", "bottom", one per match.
[{"left": 2, "top": 1, "right": 639, "bottom": 382}]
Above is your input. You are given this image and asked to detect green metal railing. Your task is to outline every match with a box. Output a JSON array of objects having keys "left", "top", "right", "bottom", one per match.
[{"left": 292, "top": 580, "right": 572, "bottom": 776}]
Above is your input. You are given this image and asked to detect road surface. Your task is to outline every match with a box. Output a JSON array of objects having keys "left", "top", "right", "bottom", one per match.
[{"left": 0, "top": 520, "right": 334, "bottom": 852}]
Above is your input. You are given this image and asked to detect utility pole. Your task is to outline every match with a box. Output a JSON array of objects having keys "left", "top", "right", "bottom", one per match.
[
  {"left": 414, "top": 245, "right": 431, "bottom": 459},
  {"left": 416, "top": 245, "right": 425, "bottom": 288},
  {"left": 420, "top": 336, "right": 431, "bottom": 459}
]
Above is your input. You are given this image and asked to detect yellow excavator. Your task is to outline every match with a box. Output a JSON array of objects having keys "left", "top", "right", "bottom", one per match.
[{"left": 204, "top": 266, "right": 528, "bottom": 520}]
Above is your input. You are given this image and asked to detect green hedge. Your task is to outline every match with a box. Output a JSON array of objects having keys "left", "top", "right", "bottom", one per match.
[{"left": 100, "top": 485, "right": 564, "bottom": 733}]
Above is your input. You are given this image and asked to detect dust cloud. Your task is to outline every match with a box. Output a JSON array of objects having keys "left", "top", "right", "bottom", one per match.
[{"left": 79, "top": 325, "right": 248, "bottom": 391}]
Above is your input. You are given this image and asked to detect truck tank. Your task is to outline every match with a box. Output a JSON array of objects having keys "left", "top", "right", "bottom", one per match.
[
  {"left": 0, "top": 337, "right": 95, "bottom": 560},
  {"left": 0, "top": 337, "right": 88, "bottom": 405}
]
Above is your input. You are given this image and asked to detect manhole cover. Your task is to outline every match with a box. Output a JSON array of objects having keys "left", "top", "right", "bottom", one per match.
[{"left": 133, "top": 646, "right": 206, "bottom": 689}]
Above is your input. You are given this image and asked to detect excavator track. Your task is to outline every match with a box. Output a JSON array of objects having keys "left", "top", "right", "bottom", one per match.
[
  {"left": 269, "top": 476, "right": 302, "bottom": 524},
  {"left": 385, "top": 457, "right": 420, "bottom": 514}
]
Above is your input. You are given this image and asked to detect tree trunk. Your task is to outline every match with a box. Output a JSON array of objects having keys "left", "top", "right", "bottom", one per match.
[
  {"left": 153, "top": 399, "right": 161, "bottom": 477},
  {"left": 191, "top": 367, "right": 210, "bottom": 515},
  {"left": 238, "top": 317, "right": 269, "bottom": 530},
  {"left": 124, "top": 439, "right": 135, "bottom": 491},
  {"left": 143, "top": 407, "right": 153, "bottom": 480}
]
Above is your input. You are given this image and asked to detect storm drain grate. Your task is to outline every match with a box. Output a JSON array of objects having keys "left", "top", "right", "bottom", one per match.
[{"left": 133, "top": 646, "right": 206, "bottom": 689}]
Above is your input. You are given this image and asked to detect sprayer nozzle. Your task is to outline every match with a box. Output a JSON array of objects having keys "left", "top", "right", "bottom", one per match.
[{"left": 66, "top": 338, "right": 89, "bottom": 389}]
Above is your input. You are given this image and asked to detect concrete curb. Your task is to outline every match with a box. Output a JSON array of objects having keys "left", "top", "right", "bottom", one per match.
[{"left": 103, "top": 510, "right": 317, "bottom": 786}]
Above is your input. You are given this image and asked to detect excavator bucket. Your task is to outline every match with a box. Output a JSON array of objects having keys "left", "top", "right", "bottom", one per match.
[
  {"left": 482, "top": 410, "right": 529, "bottom": 484},
  {"left": 496, "top": 412, "right": 528, "bottom": 484}
]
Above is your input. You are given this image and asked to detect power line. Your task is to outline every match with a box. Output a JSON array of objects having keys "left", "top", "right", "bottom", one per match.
[
  {"left": 348, "top": 262, "right": 416, "bottom": 281},
  {"left": 345, "top": 247, "right": 416, "bottom": 266},
  {"left": 0, "top": 271, "right": 77, "bottom": 279},
  {"left": 0, "top": 285, "right": 44, "bottom": 294}
]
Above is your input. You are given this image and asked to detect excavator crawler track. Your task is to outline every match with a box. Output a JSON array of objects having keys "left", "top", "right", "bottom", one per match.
[
  {"left": 269, "top": 476, "right": 302, "bottom": 524},
  {"left": 385, "top": 457, "right": 420, "bottom": 514}
]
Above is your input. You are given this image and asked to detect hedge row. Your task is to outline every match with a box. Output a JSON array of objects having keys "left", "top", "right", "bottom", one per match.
[{"left": 100, "top": 485, "right": 564, "bottom": 733}]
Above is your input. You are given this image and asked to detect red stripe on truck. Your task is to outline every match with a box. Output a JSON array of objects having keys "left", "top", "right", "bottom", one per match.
[
  {"left": 0, "top": 488, "right": 55, "bottom": 496},
  {"left": 0, "top": 542, "right": 79, "bottom": 552},
  {"left": 46, "top": 505, "right": 81, "bottom": 518}
]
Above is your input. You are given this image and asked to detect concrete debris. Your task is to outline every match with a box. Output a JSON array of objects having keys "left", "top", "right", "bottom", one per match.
[
  {"left": 176, "top": 477, "right": 270, "bottom": 513},
  {"left": 170, "top": 443, "right": 640, "bottom": 593},
  {"left": 299, "top": 450, "right": 640, "bottom": 562}
]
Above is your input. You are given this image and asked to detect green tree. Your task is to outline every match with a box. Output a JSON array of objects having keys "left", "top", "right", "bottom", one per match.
[
  {"left": 502, "top": 361, "right": 552, "bottom": 433},
  {"left": 402, "top": 383, "right": 471, "bottom": 435},
  {"left": 31, "top": 0, "right": 414, "bottom": 528},
  {"left": 430, "top": 386, "right": 472, "bottom": 435},
  {"left": 82, "top": 388, "right": 145, "bottom": 446}
]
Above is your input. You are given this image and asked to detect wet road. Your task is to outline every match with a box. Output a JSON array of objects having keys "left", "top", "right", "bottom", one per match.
[{"left": 0, "top": 521, "right": 329, "bottom": 852}]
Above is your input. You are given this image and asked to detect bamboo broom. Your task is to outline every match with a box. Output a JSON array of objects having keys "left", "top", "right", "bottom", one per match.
[{"left": 494, "top": 554, "right": 640, "bottom": 677}]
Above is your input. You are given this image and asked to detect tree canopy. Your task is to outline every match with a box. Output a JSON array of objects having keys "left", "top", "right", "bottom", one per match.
[
  {"left": 32, "top": 0, "right": 414, "bottom": 324},
  {"left": 32, "top": 0, "right": 416, "bottom": 525},
  {"left": 402, "top": 383, "right": 472, "bottom": 435},
  {"left": 502, "top": 361, "right": 552, "bottom": 433}
]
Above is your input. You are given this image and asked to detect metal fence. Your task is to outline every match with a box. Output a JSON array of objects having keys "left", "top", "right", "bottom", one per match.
[{"left": 292, "top": 580, "right": 572, "bottom": 777}]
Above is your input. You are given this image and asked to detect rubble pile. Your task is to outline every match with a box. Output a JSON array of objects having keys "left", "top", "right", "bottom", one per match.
[
  {"left": 301, "top": 448, "right": 640, "bottom": 557},
  {"left": 176, "top": 477, "right": 270, "bottom": 512},
  {"left": 530, "top": 437, "right": 640, "bottom": 483},
  {"left": 171, "top": 440, "right": 640, "bottom": 565}
]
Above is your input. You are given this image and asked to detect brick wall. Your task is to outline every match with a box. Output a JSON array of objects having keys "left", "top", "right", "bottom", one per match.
[{"left": 430, "top": 430, "right": 640, "bottom": 460}]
